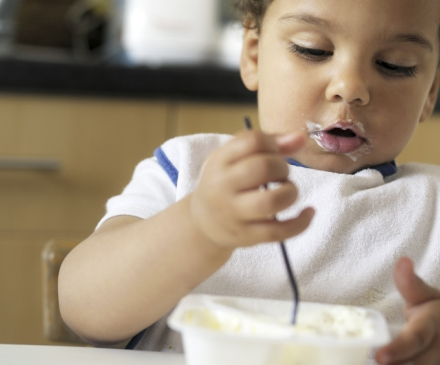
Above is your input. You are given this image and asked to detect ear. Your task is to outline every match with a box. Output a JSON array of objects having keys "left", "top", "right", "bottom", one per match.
[
  {"left": 240, "top": 28, "right": 260, "bottom": 91},
  {"left": 419, "top": 67, "right": 440, "bottom": 123}
]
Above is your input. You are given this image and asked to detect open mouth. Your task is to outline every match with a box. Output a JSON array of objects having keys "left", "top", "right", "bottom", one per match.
[
  {"left": 327, "top": 128, "right": 358, "bottom": 138},
  {"left": 313, "top": 125, "right": 366, "bottom": 154}
]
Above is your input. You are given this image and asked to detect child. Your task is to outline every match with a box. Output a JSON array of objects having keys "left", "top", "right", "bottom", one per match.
[{"left": 59, "top": 0, "right": 440, "bottom": 363}]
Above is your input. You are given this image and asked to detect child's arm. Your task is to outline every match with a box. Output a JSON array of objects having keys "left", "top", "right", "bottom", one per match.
[
  {"left": 58, "top": 130, "right": 314, "bottom": 346},
  {"left": 376, "top": 257, "right": 440, "bottom": 365}
]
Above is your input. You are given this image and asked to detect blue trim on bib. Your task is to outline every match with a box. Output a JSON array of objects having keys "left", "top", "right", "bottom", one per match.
[
  {"left": 154, "top": 147, "right": 178, "bottom": 187},
  {"left": 125, "top": 329, "right": 146, "bottom": 350},
  {"left": 285, "top": 158, "right": 397, "bottom": 178},
  {"left": 155, "top": 145, "right": 397, "bottom": 187},
  {"left": 370, "top": 161, "right": 397, "bottom": 178},
  {"left": 285, "top": 158, "right": 309, "bottom": 169}
]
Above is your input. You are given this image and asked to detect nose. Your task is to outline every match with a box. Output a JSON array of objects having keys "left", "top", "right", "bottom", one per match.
[{"left": 325, "top": 61, "right": 370, "bottom": 106}]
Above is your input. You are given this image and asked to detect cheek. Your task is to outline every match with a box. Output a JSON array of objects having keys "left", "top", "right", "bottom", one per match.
[
  {"left": 258, "top": 83, "right": 316, "bottom": 134},
  {"left": 371, "top": 97, "right": 420, "bottom": 154},
  {"left": 376, "top": 82, "right": 427, "bottom": 129},
  {"left": 258, "top": 61, "right": 321, "bottom": 131}
]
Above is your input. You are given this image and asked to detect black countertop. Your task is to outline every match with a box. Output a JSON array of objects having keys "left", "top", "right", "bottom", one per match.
[
  {"left": 1, "top": 58, "right": 439, "bottom": 112},
  {"left": 0, "top": 58, "right": 257, "bottom": 103}
]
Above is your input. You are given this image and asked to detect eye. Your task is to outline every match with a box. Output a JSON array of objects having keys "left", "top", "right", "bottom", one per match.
[
  {"left": 376, "top": 60, "right": 418, "bottom": 77},
  {"left": 289, "top": 44, "right": 333, "bottom": 61}
]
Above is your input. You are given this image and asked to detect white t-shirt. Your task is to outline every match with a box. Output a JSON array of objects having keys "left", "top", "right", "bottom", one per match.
[{"left": 98, "top": 133, "right": 440, "bottom": 354}]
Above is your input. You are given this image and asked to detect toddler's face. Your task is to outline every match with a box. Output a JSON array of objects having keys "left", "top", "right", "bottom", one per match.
[{"left": 241, "top": 0, "right": 440, "bottom": 173}]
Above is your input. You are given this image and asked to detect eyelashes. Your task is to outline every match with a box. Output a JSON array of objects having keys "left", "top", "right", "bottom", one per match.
[
  {"left": 289, "top": 43, "right": 333, "bottom": 60},
  {"left": 375, "top": 60, "right": 418, "bottom": 77},
  {"left": 289, "top": 43, "right": 418, "bottom": 78}
]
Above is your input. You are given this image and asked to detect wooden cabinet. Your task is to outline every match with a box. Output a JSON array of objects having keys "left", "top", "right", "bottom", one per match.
[
  {"left": 0, "top": 94, "right": 257, "bottom": 346},
  {"left": 0, "top": 95, "right": 170, "bottom": 232},
  {"left": 396, "top": 114, "right": 440, "bottom": 166},
  {"left": 171, "top": 101, "right": 259, "bottom": 136},
  {"left": 0, "top": 94, "right": 170, "bottom": 345}
]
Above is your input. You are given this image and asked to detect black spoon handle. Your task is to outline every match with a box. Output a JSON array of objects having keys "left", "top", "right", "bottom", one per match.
[{"left": 243, "top": 116, "right": 299, "bottom": 324}]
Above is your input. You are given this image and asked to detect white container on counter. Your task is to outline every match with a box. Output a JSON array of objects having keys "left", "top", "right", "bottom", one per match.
[
  {"left": 168, "top": 294, "right": 391, "bottom": 365},
  {"left": 122, "top": 0, "right": 220, "bottom": 65}
]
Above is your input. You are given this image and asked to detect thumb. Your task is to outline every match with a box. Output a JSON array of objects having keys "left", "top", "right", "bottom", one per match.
[
  {"left": 274, "top": 132, "right": 307, "bottom": 155},
  {"left": 394, "top": 257, "right": 440, "bottom": 308}
]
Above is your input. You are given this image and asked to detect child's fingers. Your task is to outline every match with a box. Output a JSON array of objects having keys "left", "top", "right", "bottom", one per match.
[
  {"left": 394, "top": 257, "right": 440, "bottom": 308},
  {"left": 227, "top": 154, "right": 290, "bottom": 191},
  {"left": 232, "top": 182, "right": 298, "bottom": 220},
  {"left": 375, "top": 258, "right": 440, "bottom": 364},
  {"left": 375, "top": 305, "right": 438, "bottom": 364},
  {"left": 274, "top": 132, "right": 308, "bottom": 155},
  {"left": 217, "top": 131, "right": 305, "bottom": 166},
  {"left": 377, "top": 342, "right": 439, "bottom": 365},
  {"left": 244, "top": 207, "right": 315, "bottom": 244},
  {"left": 409, "top": 338, "right": 440, "bottom": 365},
  {"left": 217, "top": 131, "right": 280, "bottom": 165}
]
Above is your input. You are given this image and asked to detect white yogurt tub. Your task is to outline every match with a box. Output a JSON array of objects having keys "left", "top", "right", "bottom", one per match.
[{"left": 167, "top": 295, "right": 390, "bottom": 365}]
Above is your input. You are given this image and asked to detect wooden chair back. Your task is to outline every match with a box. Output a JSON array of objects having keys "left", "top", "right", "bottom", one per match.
[{"left": 41, "top": 239, "right": 86, "bottom": 344}]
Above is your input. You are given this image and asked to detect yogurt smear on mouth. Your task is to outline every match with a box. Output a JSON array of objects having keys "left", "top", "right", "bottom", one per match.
[{"left": 306, "top": 121, "right": 372, "bottom": 161}]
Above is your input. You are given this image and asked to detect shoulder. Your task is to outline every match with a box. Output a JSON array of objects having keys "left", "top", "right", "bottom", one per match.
[
  {"left": 394, "top": 162, "right": 440, "bottom": 179},
  {"left": 155, "top": 133, "right": 233, "bottom": 171},
  {"left": 154, "top": 133, "right": 233, "bottom": 187},
  {"left": 158, "top": 133, "right": 233, "bottom": 157},
  {"left": 389, "top": 162, "right": 440, "bottom": 189}
]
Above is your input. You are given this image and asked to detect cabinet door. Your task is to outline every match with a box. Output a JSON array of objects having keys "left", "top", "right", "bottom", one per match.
[
  {"left": 397, "top": 114, "right": 440, "bottom": 166},
  {"left": 0, "top": 95, "right": 169, "bottom": 232},
  {"left": 172, "top": 101, "right": 259, "bottom": 136},
  {"left": 0, "top": 94, "right": 169, "bottom": 345}
]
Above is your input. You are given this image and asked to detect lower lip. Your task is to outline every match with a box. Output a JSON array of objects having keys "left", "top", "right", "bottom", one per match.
[{"left": 313, "top": 131, "right": 365, "bottom": 154}]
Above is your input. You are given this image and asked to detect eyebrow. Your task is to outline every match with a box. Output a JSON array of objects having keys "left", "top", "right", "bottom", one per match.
[
  {"left": 384, "top": 33, "right": 433, "bottom": 52},
  {"left": 278, "top": 13, "right": 433, "bottom": 53},
  {"left": 277, "top": 13, "right": 337, "bottom": 32}
]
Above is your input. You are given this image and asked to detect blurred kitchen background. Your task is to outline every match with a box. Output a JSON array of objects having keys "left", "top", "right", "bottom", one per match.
[
  {"left": 0, "top": 0, "right": 243, "bottom": 66},
  {"left": 0, "top": 0, "right": 439, "bottom": 349}
]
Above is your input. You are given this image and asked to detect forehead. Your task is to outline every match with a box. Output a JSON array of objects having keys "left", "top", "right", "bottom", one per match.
[{"left": 263, "top": 0, "right": 440, "bottom": 43}]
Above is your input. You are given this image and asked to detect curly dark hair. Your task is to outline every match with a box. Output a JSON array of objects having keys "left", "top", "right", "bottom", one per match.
[
  {"left": 230, "top": 0, "right": 274, "bottom": 31},
  {"left": 230, "top": 0, "right": 440, "bottom": 67}
]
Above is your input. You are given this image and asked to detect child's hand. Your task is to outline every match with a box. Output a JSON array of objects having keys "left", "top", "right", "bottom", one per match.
[
  {"left": 376, "top": 257, "right": 440, "bottom": 365},
  {"left": 189, "top": 130, "right": 314, "bottom": 249}
]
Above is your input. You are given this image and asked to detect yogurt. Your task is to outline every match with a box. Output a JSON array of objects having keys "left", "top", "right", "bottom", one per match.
[{"left": 181, "top": 303, "right": 374, "bottom": 339}]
